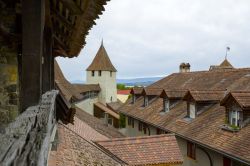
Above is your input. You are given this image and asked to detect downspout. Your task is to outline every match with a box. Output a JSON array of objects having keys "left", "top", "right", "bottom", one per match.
[{"left": 197, "top": 146, "right": 213, "bottom": 166}]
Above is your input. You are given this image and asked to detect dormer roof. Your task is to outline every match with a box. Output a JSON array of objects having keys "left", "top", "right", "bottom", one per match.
[
  {"left": 220, "top": 91, "right": 250, "bottom": 110},
  {"left": 86, "top": 42, "right": 117, "bottom": 72},
  {"left": 142, "top": 88, "right": 163, "bottom": 96},
  {"left": 160, "top": 89, "right": 187, "bottom": 99},
  {"left": 183, "top": 90, "right": 225, "bottom": 102},
  {"left": 130, "top": 87, "right": 144, "bottom": 95}
]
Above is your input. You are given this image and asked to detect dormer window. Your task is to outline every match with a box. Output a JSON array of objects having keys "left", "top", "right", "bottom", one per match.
[
  {"left": 144, "top": 96, "right": 149, "bottom": 107},
  {"left": 92, "top": 71, "right": 95, "bottom": 76},
  {"left": 163, "top": 98, "right": 170, "bottom": 112},
  {"left": 220, "top": 91, "right": 250, "bottom": 131}
]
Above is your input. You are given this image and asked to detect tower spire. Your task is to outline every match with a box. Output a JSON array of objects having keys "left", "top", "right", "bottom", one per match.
[
  {"left": 101, "top": 38, "right": 104, "bottom": 46},
  {"left": 225, "top": 46, "right": 230, "bottom": 59}
]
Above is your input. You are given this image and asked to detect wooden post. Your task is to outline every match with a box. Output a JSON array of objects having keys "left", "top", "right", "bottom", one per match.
[
  {"left": 21, "top": 0, "right": 45, "bottom": 111},
  {"left": 42, "top": 28, "right": 53, "bottom": 93}
]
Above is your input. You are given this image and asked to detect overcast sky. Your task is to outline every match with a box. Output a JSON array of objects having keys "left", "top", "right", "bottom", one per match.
[{"left": 57, "top": 0, "right": 250, "bottom": 82}]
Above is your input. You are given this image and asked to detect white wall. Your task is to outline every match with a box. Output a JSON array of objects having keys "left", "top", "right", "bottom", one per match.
[
  {"left": 75, "top": 97, "right": 98, "bottom": 115},
  {"left": 86, "top": 71, "right": 117, "bottom": 104},
  {"left": 123, "top": 117, "right": 157, "bottom": 137}
]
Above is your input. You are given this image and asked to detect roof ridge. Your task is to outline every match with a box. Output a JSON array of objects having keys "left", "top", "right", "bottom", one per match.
[{"left": 95, "top": 134, "right": 176, "bottom": 143}]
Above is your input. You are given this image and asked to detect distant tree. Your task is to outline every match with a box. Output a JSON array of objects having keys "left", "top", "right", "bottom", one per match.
[{"left": 117, "top": 83, "right": 131, "bottom": 90}]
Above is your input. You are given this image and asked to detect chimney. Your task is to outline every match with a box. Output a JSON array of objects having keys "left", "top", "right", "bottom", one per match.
[{"left": 179, "top": 63, "right": 190, "bottom": 73}]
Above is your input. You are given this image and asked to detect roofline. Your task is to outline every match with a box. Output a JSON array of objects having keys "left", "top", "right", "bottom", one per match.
[
  {"left": 120, "top": 111, "right": 250, "bottom": 165},
  {"left": 58, "top": 122, "right": 126, "bottom": 165},
  {"left": 93, "top": 141, "right": 128, "bottom": 165}
]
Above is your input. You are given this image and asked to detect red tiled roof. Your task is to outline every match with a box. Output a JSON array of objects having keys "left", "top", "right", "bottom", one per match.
[
  {"left": 142, "top": 87, "right": 163, "bottom": 96},
  {"left": 161, "top": 89, "right": 187, "bottom": 99},
  {"left": 95, "top": 134, "right": 183, "bottom": 165},
  {"left": 86, "top": 43, "right": 117, "bottom": 72},
  {"left": 131, "top": 87, "right": 143, "bottom": 95},
  {"left": 48, "top": 124, "right": 122, "bottom": 166},
  {"left": 117, "top": 90, "right": 131, "bottom": 95},
  {"left": 73, "top": 84, "right": 101, "bottom": 93},
  {"left": 55, "top": 60, "right": 83, "bottom": 101},
  {"left": 119, "top": 68, "right": 250, "bottom": 164},
  {"left": 75, "top": 108, "right": 124, "bottom": 138},
  {"left": 94, "top": 102, "right": 120, "bottom": 119}
]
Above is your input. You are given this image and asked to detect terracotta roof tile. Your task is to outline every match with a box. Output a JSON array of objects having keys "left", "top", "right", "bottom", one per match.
[
  {"left": 142, "top": 88, "right": 163, "bottom": 96},
  {"left": 183, "top": 90, "right": 226, "bottom": 102},
  {"left": 75, "top": 108, "right": 124, "bottom": 138},
  {"left": 55, "top": 60, "right": 83, "bottom": 101},
  {"left": 131, "top": 87, "right": 143, "bottom": 95},
  {"left": 73, "top": 84, "right": 101, "bottom": 93},
  {"left": 48, "top": 124, "right": 122, "bottom": 166},
  {"left": 119, "top": 68, "right": 250, "bottom": 164},
  {"left": 221, "top": 91, "right": 250, "bottom": 109},
  {"left": 94, "top": 102, "right": 120, "bottom": 119},
  {"left": 95, "top": 134, "right": 183, "bottom": 165},
  {"left": 86, "top": 44, "right": 117, "bottom": 72}
]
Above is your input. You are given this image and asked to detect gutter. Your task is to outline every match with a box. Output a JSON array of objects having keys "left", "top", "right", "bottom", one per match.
[{"left": 120, "top": 111, "right": 250, "bottom": 165}]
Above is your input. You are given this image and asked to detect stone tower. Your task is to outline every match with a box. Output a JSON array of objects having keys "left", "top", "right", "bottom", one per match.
[{"left": 86, "top": 42, "right": 117, "bottom": 104}]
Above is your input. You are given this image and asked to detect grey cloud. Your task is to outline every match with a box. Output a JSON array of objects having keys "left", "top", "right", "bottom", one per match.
[{"left": 57, "top": 0, "right": 250, "bottom": 81}]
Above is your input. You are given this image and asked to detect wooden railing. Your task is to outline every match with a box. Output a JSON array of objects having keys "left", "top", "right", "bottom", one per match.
[{"left": 0, "top": 90, "right": 58, "bottom": 166}]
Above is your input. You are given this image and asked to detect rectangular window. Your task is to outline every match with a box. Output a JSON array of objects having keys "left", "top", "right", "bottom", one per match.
[
  {"left": 189, "top": 103, "right": 196, "bottom": 119},
  {"left": 156, "top": 128, "right": 164, "bottom": 135},
  {"left": 144, "top": 96, "right": 148, "bottom": 107},
  {"left": 163, "top": 98, "right": 170, "bottom": 112},
  {"left": 128, "top": 118, "right": 134, "bottom": 128},
  {"left": 229, "top": 110, "right": 240, "bottom": 127},
  {"left": 98, "top": 70, "right": 102, "bottom": 76},
  {"left": 92, "top": 71, "right": 95, "bottom": 76},
  {"left": 110, "top": 71, "right": 112, "bottom": 77},
  {"left": 143, "top": 123, "right": 147, "bottom": 134},
  {"left": 223, "top": 157, "right": 231, "bottom": 166},
  {"left": 138, "top": 122, "right": 143, "bottom": 131},
  {"left": 187, "top": 141, "right": 196, "bottom": 160}
]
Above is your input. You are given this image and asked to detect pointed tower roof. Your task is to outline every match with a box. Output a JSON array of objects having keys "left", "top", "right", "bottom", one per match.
[
  {"left": 86, "top": 42, "right": 117, "bottom": 72},
  {"left": 219, "top": 59, "right": 234, "bottom": 68}
]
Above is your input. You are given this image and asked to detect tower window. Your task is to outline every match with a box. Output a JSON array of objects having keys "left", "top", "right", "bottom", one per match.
[
  {"left": 92, "top": 71, "right": 95, "bottom": 77},
  {"left": 98, "top": 70, "right": 102, "bottom": 76},
  {"left": 110, "top": 71, "right": 112, "bottom": 77}
]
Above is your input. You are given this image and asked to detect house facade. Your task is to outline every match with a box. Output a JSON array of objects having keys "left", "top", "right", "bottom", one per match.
[{"left": 119, "top": 61, "right": 250, "bottom": 166}]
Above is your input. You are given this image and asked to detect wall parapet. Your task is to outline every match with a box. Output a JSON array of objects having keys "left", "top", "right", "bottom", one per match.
[{"left": 0, "top": 90, "right": 58, "bottom": 166}]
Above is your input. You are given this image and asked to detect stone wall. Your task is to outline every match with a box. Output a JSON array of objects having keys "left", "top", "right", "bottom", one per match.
[{"left": 0, "top": 2, "right": 19, "bottom": 129}]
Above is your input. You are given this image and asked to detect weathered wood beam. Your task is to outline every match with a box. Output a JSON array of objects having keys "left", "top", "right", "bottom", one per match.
[
  {"left": 42, "top": 28, "right": 53, "bottom": 93},
  {"left": 51, "top": 8, "right": 74, "bottom": 30},
  {"left": 58, "top": 0, "right": 83, "bottom": 15},
  {"left": 0, "top": 90, "right": 58, "bottom": 166},
  {"left": 21, "top": 0, "right": 45, "bottom": 111}
]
